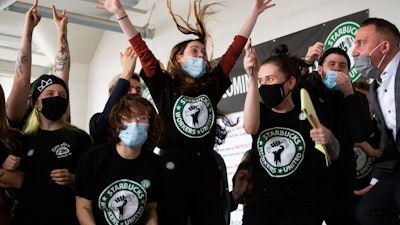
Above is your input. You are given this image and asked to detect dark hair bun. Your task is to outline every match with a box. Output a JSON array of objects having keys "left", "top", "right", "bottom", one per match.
[{"left": 271, "top": 44, "right": 290, "bottom": 56}]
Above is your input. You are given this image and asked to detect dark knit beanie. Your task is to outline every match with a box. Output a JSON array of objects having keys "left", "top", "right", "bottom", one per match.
[
  {"left": 30, "top": 74, "right": 69, "bottom": 108},
  {"left": 318, "top": 47, "right": 351, "bottom": 70}
]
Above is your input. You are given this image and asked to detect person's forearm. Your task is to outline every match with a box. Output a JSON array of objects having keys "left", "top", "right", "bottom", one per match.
[
  {"left": 115, "top": 9, "right": 139, "bottom": 39},
  {"left": 76, "top": 209, "right": 96, "bottom": 225},
  {"left": 76, "top": 197, "right": 96, "bottom": 225},
  {"left": 238, "top": 10, "right": 259, "bottom": 38},
  {"left": 326, "top": 133, "right": 340, "bottom": 160},
  {"left": 6, "top": 23, "right": 33, "bottom": 124},
  {"left": 0, "top": 169, "right": 24, "bottom": 188},
  {"left": 243, "top": 77, "right": 260, "bottom": 134},
  {"left": 53, "top": 29, "right": 70, "bottom": 85}
]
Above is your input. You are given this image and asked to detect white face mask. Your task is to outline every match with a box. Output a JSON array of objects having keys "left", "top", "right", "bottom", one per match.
[{"left": 354, "top": 42, "right": 386, "bottom": 79}]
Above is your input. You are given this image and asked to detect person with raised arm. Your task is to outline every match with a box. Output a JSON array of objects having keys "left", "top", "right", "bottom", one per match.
[
  {"left": 6, "top": 0, "right": 71, "bottom": 128},
  {"left": 97, "top": 0, "right": 275, "bottom": 224}
]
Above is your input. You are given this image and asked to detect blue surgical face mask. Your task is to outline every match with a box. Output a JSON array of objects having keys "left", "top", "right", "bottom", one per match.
[
  {"left": 323, "top": 70, "right": 340, "bottom": 91},
  {"left": 182, "top": 56, "right": 206, "bottom": 78},
  {"left": 118, "top": 122, "right": 149, "bottom": 149}
]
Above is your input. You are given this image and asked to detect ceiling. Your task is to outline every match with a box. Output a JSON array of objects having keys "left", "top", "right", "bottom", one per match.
[{"left": 0, "top": 0, "right": 158, "bottom": 79}]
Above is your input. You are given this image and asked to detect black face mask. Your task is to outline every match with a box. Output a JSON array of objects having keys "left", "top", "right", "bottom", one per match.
[
  {"left": 39, "top": 96, "right": 68, "bottom": 121},
  {"left": 259, "top": 82, "right": 287, "bottom": 108}
]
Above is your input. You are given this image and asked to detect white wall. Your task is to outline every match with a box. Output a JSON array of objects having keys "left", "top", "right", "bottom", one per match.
[{"left": 69, "top": 62, "right": 90, "bottom": 130}]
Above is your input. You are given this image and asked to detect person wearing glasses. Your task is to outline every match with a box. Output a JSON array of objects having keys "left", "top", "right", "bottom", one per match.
[{"left": 75, "top": 94, "right": 163, "bottom": 225}]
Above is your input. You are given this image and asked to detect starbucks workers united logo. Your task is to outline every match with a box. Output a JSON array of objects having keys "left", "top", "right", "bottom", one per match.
[
  {"left": 257, "top": 127, "right": 305, "bottom": 178},
  {"left": 354, "top": 146, "right": 374, "bottom": 179},
  {"left": 99, "top": 179, "right": 147, "bottom": 225},
  {"left": 173, "top": 94, "right": 214, "bottom": 138},
  {"left": 324, "top": 21, "right": 360, "bottom": 81}
]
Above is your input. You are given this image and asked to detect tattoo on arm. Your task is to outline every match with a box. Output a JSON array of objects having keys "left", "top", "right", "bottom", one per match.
[
  {"left": 61, "top": 34, "right": 68, "bottom": 47},
  {"left": 54, "top": 55, "right": 69, "bottom": 72},
  {"left": 55, "top": 34, "right": 69, "bottom": 72},
  {"left": 15, "top": 49, "right": 28, "bottom": 77},
  {"left": 27, "top": 31, "right": 33, "bottom": 44}
]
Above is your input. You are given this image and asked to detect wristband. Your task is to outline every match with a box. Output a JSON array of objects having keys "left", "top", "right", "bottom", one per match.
[{"left": 117, "top": 15, "right": 128, "bottom": 20}]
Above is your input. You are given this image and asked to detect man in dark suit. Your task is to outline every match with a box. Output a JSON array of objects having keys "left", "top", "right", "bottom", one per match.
[{"left": 352, "top": 17, "right": 400, "bottom": 225}]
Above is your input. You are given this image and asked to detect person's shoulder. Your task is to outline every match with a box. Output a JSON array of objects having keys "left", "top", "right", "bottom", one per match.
[
  {"left": 89, "top": 112, "right": 101, "bottom": 124},
  {"left": 81, "top": 142, "right": 115, "bottom": 160},
  {"left": 8, "top": 127, "right": 23, "bottom": 139},
  {"left": 141, "top": 150, "right": 162, "bottom": 162},
  {"left": 63, "top": 125, "right": 93, "bottom": 144},
  {"left": 89, "top": 112, "right": 101, "bottom": 133},
  {"left": 65, "top": 125, "right": 90, "bottom": 137}
]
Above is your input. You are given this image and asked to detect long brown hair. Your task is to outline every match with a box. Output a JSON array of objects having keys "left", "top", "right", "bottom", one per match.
[
  {"left": 0, "top": 84, "right": 22, "bottom": 154},
  {"left": 166, "top": 0, "right": 220, "bottom": 95}
]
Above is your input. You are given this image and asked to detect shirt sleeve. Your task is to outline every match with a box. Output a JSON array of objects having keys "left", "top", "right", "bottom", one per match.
[
  {"left": 219, "top": 35, "right": 247, "bottom": 77},
  {"left": 129, "top": 34, "right": 159, "bottom": 78},
  {"left": 92, "top": 79, "right": 130, "bottom": 136}
]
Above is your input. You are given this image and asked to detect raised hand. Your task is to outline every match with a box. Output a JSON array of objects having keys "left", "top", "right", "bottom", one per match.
[
  {"left": 25, "top": 0, "right": 41, "bottom": 31},
  {"left": 252, "top": 0, "right": 276, "bottom": 16},
  {"left": 120, "top": 47, "right": 138, "bottom": 79},
  {"left": 304, "top": 42, "right": 324, "bottom": 65},
  {"left": 335, "top": 71, "right": 354, "bottom": 97},
  {"left": 243, "top": 40, "right": 259, "bottom": 77},
  {"left": 97, "top": 0, "right": 124, "bottom": 15},
  {"left": 52, "top": 5, "right": 68, "bottom": 33}
]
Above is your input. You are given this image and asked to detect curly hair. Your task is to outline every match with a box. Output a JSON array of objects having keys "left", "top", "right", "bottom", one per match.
[{"left": 109, "top": 94, "right": 163, "bottom": 151}]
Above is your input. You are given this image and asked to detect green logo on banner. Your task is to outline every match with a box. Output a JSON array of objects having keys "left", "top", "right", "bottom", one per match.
[{"left": 324, "top": 21, "right": 360, "bottom": 81}]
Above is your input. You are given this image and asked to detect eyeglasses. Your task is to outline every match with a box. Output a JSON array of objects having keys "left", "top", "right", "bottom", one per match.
[{"left": 121, "top": 115, "right": 151, "bottom": 123}]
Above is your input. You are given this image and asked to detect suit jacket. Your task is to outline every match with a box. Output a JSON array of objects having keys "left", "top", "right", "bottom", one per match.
[{"left": 369, "top": 59, "right": 400, "bottom": 178}]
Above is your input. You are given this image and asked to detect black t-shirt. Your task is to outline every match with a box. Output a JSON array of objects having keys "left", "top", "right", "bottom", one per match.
[
  {"left": 355, "top": 118, "right": 380, "bottom": 189},
  {"left": 75, "top": 141, "right": 163, "bottom": 225},
  {"left": 251, "top": 103, "right": 326, "bottom": 195},
  {"left": 13, "top": 127, "right": 92, "bottom": 225},
  {"left": 140, "top": 65, "right": 231, "bottom": 152}
]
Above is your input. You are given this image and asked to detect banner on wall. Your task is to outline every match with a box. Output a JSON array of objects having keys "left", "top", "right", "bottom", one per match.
[{"left": 214, "top": 10, "right": 369, "bottom": 225}]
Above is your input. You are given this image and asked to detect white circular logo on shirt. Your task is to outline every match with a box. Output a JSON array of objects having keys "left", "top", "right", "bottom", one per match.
[
  {"left": 257, "top": 127, "right": 305, "bottom": 178},
  {"left": 354, "top": 146, "right": 374, "bottom": 179},
  {"left": 173, "top": 95, "right": 214, "bottom": 138},
  {"left": 98, "top": 179, "right": 147, "bottom": 225}
]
